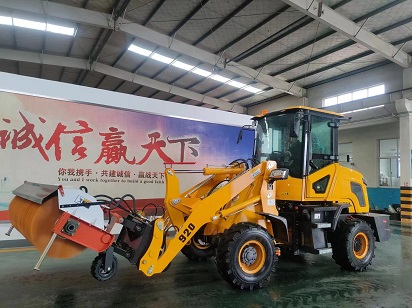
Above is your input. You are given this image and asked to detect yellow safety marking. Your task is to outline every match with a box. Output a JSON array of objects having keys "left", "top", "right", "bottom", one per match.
[{"left": 0, "top": 247, "right": 36, "bottom": 253}]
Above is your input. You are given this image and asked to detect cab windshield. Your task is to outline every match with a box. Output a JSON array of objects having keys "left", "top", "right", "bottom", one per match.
[{"left": 255, "top": 113, "right": 303, "bottom": 178}]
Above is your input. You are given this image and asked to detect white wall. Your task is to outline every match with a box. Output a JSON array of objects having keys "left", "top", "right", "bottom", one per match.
[{"left": 339, "top": 121, "right": 399, "bottom": 187}]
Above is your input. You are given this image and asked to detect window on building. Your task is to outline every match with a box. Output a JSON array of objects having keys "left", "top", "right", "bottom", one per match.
[
  {"left": 352, "top": 89, "right": 367, "bottom": 100},
  {"left": 337, "top": 93, "right": 352, "bottom": 104},
  {"left": 323, "top": 84, "right": 385, "bottom": 107},
  {"left": 368, "top": 84, "right": 385, "bottom": 97},
  {"left": 379, "top": 139, "right": 400, "bottom": 187},
  {"left": 324, "top": 96, "right": 337, "bottom": 107}
]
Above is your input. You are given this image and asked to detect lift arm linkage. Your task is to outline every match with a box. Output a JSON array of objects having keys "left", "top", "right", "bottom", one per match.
[{"left": 139, "top": 161, "right": 279, "bottom": 275}]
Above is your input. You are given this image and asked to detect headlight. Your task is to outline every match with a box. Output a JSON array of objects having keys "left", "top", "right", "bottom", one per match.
[{"left": 269, "top": 168, "right": 289, "bottom": 180}]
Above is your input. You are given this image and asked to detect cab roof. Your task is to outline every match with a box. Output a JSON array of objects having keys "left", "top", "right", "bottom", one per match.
[{"left": 252, "top": 106, "right": 344, "bottom": 120}]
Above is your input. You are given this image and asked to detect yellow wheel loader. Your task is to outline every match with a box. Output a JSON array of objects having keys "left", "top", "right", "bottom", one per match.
[{"left": 8, "top": 106, "right": 390, "bottom": 290}]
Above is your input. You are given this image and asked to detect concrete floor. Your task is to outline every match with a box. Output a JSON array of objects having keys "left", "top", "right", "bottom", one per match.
[{"left": 1, "top": 222, "right": 411, "bottom": 308}]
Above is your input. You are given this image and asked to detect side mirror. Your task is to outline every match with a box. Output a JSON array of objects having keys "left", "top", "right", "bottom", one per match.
[{"left": 237, "top": 124, "right": 255, "bottom": 144}]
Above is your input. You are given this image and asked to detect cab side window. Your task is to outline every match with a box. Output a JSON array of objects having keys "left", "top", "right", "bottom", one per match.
[{"left": 310, "top": 116, "right": 333, "bottom": 173}]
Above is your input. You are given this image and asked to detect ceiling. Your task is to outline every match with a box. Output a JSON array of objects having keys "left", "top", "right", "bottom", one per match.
[{"left": 0, "top": 0, "right": 411, "bottom": 113}]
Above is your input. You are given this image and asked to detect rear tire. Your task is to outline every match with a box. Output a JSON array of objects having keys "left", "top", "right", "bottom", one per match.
[
  {"left": 331, "top": 219, "right": 375, "bottom": 271},
  {"left": 215, "top": 223, "right": 277, "bottom": 290},
  {"left": 181, "top": 227, "right": 214, "bottom": 261}
]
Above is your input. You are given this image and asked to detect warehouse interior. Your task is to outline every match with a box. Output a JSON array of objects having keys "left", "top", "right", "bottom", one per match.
[{"left": 1, "top": 0, "right": 412, "bottom": 306}]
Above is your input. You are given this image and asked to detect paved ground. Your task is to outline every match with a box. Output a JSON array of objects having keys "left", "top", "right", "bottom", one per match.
[{"left": 0, "top": 222, "right": 411, "bottom": 308}]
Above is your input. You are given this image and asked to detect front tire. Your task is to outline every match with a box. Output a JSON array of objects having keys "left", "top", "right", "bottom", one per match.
[
  {"left": 215, "top": 223, "right": 277, "bottom": 290},
  {"left": 91, "top": 254, "right": 118, "bottom": 281},
  {"left": 331, "top": 219, "right": 375, "bottom": 271}
]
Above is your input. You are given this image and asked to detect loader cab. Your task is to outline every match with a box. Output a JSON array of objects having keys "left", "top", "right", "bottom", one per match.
[{"left": 253, "top": 106, "right": 342, "bottom": 179}]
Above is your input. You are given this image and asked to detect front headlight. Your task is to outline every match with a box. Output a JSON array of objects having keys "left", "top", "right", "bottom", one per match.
[{"left": 269, "top": 168, "right": 289, "bottom": 180}]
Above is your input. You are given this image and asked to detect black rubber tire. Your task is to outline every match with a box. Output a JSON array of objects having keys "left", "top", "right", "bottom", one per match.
[
  {"left": 181, "top": 228, "right": 214, "bottom": 261},
  {"left": 91, "top": 254, "right": 118, "bottom": 281},
  {"left": 215, "top": 222, "right": 277, "bottom": 290},
  {"left": 331, "top": 219, "right": 375, "bottom": 271}
]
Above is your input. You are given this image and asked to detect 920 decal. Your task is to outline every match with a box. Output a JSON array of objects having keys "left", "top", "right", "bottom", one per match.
[{"left": 178, "top": 223, "right": 195, "bottom": 242}]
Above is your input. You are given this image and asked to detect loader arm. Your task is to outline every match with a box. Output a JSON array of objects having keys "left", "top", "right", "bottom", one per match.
[{"left": 139, "top": 161, "right": 279, "bottom": 275}]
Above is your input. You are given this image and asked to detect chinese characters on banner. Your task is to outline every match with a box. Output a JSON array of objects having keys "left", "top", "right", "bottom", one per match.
[
  {"left": 1, "top": 112, "right": 199, "bottom": 165},
  {"left": 0, "top": 91, "right": 254, "bottom": 218}
]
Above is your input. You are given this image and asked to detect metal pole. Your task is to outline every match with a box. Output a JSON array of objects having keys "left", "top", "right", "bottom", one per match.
[{"left": 33, "top": 233, "right": 57, "bottom": 271}]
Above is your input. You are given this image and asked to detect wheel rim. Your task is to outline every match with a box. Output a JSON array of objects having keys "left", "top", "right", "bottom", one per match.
[
  {"left": 353, "top": 232, "right": 369, "bottom": 259},
  {"left": 192, "top": 238, "right": 210, "bottom": 250},
  {"left": 99, "top": 262, "right": 112, "bottom": 278},
  {"left": 238, "top": 240, "right": 266, "bottom": 274},
  {"left": 189, "top": 233, "right": 211, "bottom": 250}
]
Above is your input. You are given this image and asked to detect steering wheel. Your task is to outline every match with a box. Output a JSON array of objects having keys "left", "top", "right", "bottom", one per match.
[{"left": 268, "top": 151, "right": 284, "bottom": 161}]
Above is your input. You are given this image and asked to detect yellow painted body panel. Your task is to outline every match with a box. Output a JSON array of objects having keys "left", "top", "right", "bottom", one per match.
[
  {"left": 139, "top": 161, "right": 281, "bottom": 275},
  {"left": 275, "top": 163, "right": 369, "bottom": 213},
  {"left": 275, "top": 176, "right": 304, "bottom": 201}
]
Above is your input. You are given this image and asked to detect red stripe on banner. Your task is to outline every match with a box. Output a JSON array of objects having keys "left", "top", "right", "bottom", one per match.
[{"left": 0, "top": 210, "right": 9, "bottom": 221}]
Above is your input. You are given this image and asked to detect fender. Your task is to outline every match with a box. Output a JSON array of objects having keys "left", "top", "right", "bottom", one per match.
[{"left": 256, "top": 212, "right": 289, "bottom": 243}]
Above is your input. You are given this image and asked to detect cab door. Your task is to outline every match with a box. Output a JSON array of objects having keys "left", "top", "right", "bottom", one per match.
[{"left": 305, "top": 114, "right": 338, "bottom": 200}]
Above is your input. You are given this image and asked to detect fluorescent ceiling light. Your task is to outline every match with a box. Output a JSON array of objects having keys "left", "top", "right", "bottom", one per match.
[
  {"left": 151, "top": 53, "right": 174, "bottom": 64},
  {"left": 127, "top": 43, "right": 266, "bottom": 94},
  {"left": 244, "top": 86, "right": 263, "bottom": 94},
  {"left": 128, "top": 44, "right": 152, "bottom": 56},
  {"left": 46, "top": 23, "right": 74, "bottom": 36},
  {"left": 211, "top": 74, "right": 230, "bottom": 83},
  {"left": 0, "top": 16, "right": 12, "bottom": 25},
  {"left": 368, "top": 104, "right": 384, "bottom": 110},
  {"left": 228, "top": 80, "right": 246, "bottom": 88},
  {"left": 192, "top": 68, "right": 212, "bottom": 77},
  {"left": 13, "top": 18, "right": 46, "bottom": 31},
  {"left": 172, "top": 61, "right": 194, "bottom": 71},
  {"left": 351, "top": 108, "right": 367, "bottom": 113},
  {"left": 1, "top": 16, "right": 74, "bottom": 36},
  {"left": 341, "top": 105, "right": 384, "bottom": 114}
]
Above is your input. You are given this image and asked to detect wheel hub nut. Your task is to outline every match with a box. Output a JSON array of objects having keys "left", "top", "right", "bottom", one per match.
[
  {"left": 242, "top": 246, "right": 257, "bottom": 266},
  {"left": 354, "top": 238, "right": 361, "bottom": 252}
]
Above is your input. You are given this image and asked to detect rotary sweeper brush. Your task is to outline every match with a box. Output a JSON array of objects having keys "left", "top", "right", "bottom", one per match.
[{"left": 7, "top": 182, "right": 117, "bottom": 269}]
